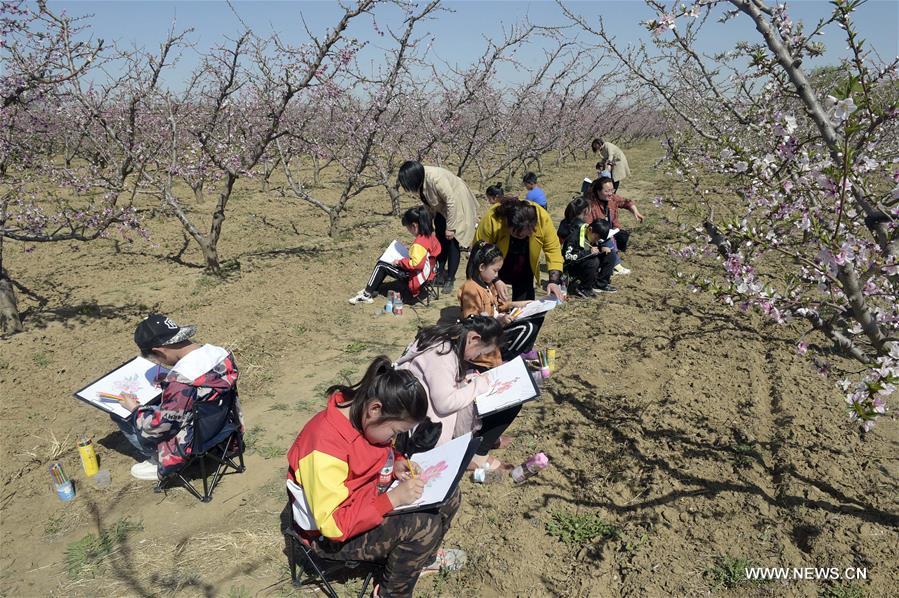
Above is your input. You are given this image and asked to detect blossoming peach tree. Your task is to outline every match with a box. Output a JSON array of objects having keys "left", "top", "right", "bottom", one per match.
[
  {"left": 1, "top": 1, "right": 153, "bottom": 333},
  {"left": 566, "top": 0, "right": 897, "bottom": 431}
]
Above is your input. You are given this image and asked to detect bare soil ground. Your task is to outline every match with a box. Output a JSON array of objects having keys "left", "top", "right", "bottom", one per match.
[{"left": 1, "top": 144, "right": 896, "bottom": 598}]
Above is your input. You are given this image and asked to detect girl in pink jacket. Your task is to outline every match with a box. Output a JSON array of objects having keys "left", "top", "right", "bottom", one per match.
[{"left": 395, "top": 316, "right": 518, "bottom": 472}]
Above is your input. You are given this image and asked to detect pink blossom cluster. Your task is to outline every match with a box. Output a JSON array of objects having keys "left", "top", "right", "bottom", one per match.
[{"left": 636, "top": 0, "right": 899, "bottom": 431}]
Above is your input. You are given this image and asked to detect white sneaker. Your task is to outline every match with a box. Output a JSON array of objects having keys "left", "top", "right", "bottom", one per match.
[
  {"left": 420, "top": 548, "right": 467, "bottom": 576},
  {"left": 613, "top": 264, "right": 631, "bottom": 275},
  {"left": 130, "top": 460, "right": 159, "bottom": 480},
  {"left": 348, "top": 290, "right": 373, "bottom": 304}
]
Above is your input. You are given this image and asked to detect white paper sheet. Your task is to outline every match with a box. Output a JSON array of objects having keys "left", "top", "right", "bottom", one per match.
[
  {"left": 474, "top": 356, "right": 539, "bottom": 415},
  {"left": 378, "top": 240, "right": 409, "bottom": 264},
  {"left": 608, "top": 227, "right": 620, "bottom": 240},
  {"left": 391, "top": 433, "right": 473, "bottom": 511},
  {"left": 511, "top": 298, "right": 557, "bottom": 320},
  {"left": 75, "top": 356, "right": 168, "bottom": 419}
]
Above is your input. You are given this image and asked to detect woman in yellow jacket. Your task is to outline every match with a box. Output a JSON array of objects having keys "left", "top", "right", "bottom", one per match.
[
  {"left": 474, "top": 197, "right": 566, "bottom": 302},
  {"left": 397, "top": 161, "right": 479, "bottom": 294}
]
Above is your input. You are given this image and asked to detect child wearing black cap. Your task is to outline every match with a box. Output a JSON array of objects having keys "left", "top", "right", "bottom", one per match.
[{"left": 115, "top": 314, "right": 241, "bottom": 480}]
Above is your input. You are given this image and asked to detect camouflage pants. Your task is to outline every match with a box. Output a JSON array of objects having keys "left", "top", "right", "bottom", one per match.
[{"left": 312, "top": 488, "right": 461, "bottom": 597}]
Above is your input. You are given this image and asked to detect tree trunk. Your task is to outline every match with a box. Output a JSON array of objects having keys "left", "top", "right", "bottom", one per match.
[
  {"left": 388, "top": 185, "right": 402, "bottom": 216},
  {"left": 312, "top": 155, "right": 321, "bottom": 187},
  {"left": 0, "top": 274, "right": 23, "bottom": 334},
  {"left": 202, "top": 174, "right": 235, "bottom": 274},
  {"left": 192, "top": 182, "right": 204, "bottom": 204},
  {"left": 200, "top": 238, "right": 221, "bottom": 274},
  {"left": 328, "top": 209, "right": 341, "bottom": 237}
]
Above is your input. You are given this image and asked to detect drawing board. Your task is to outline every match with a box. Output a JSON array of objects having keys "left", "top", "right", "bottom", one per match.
[
  {"left": 389, "top": 433, "right": 479, "bottom": 513},
  {"left": 474, "top": 356, "right": 540, "bottom": 416},
  {"left": 74, "top": 356, "right": 168, "bottom": 419},
  {"left": 378, "top": 240, "right": 409, "bottom": 264}
]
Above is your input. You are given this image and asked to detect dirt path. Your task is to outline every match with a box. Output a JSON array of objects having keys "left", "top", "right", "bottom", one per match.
[{"left": 1, "top": 145, "right": 896, "bottom": 597}]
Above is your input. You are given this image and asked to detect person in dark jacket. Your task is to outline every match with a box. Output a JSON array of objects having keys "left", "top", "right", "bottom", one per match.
[
  {"left": 563, "top": 219, "right": 617, "bottom": 297},
  {"left": 557, "top": 196, "right": 589, "bottom": 245}
]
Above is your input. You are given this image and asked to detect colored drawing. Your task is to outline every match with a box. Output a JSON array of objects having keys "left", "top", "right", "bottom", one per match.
[
  {"left": 74, "top": 356, "right": 168, "bottom": 419},
  {"left": 418, "top": 460, "right": 448, "bottom": 487},
  {"left": 392, "top": 433, "right": 473, "bottom": 511},
  {"left": 474, "top": 356, "right": 539, "bottom": 416}
]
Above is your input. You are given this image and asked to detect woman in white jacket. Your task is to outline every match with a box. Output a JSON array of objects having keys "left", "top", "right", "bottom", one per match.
[
  {"left": 397, "top": 161, "right": 479, "bottom": 294},
  {"left": 395, "top": 316, "right": 518, "bottom": 472}
]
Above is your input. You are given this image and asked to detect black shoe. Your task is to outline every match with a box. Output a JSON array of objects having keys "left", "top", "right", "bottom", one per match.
[
  {"left": 594, "top": 284, "right": 618, "bottom": 293},
  {"left": 573, "top": 287, "right": 596, "bottom": 299},
  {"left": 442, "top": 278, "right": 455, "bottom": 294},
  {"left": 435, "top": 269, "right": 446, "bottom": 286}
]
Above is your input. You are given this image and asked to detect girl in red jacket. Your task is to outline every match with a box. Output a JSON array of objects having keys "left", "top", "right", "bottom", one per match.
[
  {"left": 286, "top": 356, "right": 465, "bottom": 596},
  {"left": 349, "top": 206, "right": 441, "bottom": 304}
]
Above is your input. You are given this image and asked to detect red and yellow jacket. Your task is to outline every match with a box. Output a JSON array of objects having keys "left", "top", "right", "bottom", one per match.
[
  {"left": 286, "top": 392, "right": 399, "bottom": 542},
  {"left": 396, "top": 233, "right": 441, "bottom": 296}
]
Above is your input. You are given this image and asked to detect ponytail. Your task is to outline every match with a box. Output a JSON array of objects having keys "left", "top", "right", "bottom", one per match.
[
  {"left": 485, "top": 182, "right": 505, "bottom": 199},
  {"left": 564, "top": 197, "right": 589, "bottom": 222},
  {"left": 330, "top": 355, "right": 428, "bottom": 430},
  {"left": 401, "top": 205, "right": 433, "bottom": 236},
  {"left": 413, "top": 316, "right": 504, "bottom": 382}
]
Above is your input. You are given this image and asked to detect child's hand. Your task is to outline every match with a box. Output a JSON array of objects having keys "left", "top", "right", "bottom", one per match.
[
  {"left": 591, "top": 246, "right": 600, "bottom": 254},
  {"left": 387, "top": 478, "right": 425, "bottom": 507},
  {"left": 394, "top": 460, "right": 420, "bottom": 481},
  {"left": 601, "top": 246, "right": 612, "bottom": 254},
  {"left": 120, "top": 393, "right": 140, "bottom": 412},
  {"left": 498, "top": 313, "right": 513, "bottom": 326}
]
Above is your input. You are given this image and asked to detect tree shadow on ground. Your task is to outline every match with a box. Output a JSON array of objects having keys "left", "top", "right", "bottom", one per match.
[
  {"left": 65, "top": 489, "right": 274, "bottom": 597},
  {"left": 21, "top": 299, "right": 153, "bottom": 330},
  {"left": 539, "top": 376, "right": 899, "bottom": 529}
]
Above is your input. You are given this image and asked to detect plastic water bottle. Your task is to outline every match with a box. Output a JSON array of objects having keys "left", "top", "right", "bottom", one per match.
[
  {"left": 377, "top": 448, "right": 395, "bottom": 494},
  {"left": 559, "top": 278, "right": 568, "bottom": 301},
  {"left": 393, "top": 294, "right": 404, "bottom": 316},
  {"left": 384, "top": 291, "right": 394, "bottom": 314},
  {"left": 77, "top": 436, "right": 99, "bottom": 477},
  {"left": 511, "top": 452, "right": 549, "bottom": 484}
]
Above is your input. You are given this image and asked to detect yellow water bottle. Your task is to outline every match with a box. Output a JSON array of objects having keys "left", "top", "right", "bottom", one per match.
[{"left": 78, "top": 436, "right": 99, "bottom": 477}]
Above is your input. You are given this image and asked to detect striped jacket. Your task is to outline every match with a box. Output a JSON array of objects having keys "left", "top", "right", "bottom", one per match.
[
  {"left": 286, "top": 393, "right": 396, "bottom": 541},
  {"left": 132, "top": 344, "right": 240, "bottom": 475}
]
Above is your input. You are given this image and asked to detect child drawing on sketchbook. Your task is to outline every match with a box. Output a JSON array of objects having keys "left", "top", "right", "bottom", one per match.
[
  {"left": 285, "top": 356, "right": 466, "bottom": 596},
  {"left": 115, "top": 314, "right": 240, "bottom": 482},
  {"left": 459, "top": 241, "right": 545, "bottom": 366},
  {"left": 395, "top": 317, "right": 520, "bottom": 473},
  {"left": 349, "top": 206, "right": 441, "bottom": 305}
]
